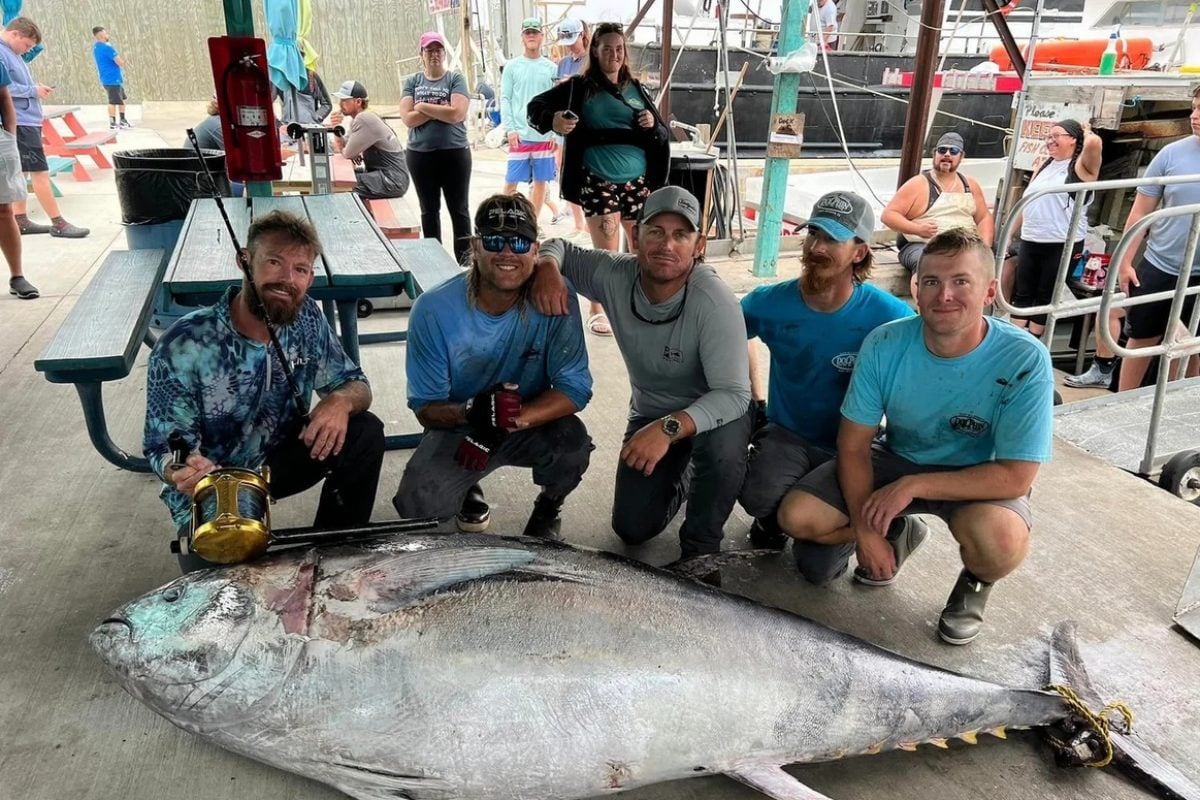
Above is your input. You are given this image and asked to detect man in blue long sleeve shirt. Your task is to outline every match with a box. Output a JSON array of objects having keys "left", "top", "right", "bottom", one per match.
[
  {"left": 0, "top": 18, "right": 88, "bottom": 238},
  {"left": 393, "top": 193, "right": 593, "bottom": 541}
]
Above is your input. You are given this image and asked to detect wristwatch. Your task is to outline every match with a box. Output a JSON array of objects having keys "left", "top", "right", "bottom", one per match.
[{"left": 660, "top": 414, "right": 682, "bottom": 440}]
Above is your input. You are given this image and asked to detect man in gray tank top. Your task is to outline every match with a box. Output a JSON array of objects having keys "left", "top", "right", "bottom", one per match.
[
  {"left": 330, "top": 80, "right": 410, "bottom": 200},
  {"left": 533, "top": 186, "right": 752, "bottom": 579}
]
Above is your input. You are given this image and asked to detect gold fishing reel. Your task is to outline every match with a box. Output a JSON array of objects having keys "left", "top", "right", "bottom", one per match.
[{"left": 189, "top": 467, "right": 273, "bottom": 564}]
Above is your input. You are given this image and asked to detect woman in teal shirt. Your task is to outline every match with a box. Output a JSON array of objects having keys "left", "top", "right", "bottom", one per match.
[{"left": 529, "top": 22, "right": 670, "bottom": 335}]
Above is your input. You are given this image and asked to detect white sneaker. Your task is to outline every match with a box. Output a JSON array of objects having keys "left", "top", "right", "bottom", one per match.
[{"left": 1064, "top": 362, "right": 1113, "bottom": 389}]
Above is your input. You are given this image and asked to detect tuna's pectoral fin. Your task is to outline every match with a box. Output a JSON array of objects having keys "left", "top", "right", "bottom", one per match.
[
  {"left": 727, "top": 764, "right": 835, "bottom": 800},
  {"left": 331, "top": 546, "right": 538, "bottom": 614}
]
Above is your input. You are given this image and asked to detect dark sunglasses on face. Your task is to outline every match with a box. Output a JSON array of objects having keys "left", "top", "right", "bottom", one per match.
[
  {"left": 937, "top": 146, "right": 962, "bottom": 156},
  {"left": 479, "top": 234, "right": 534, "bottom": 254}
]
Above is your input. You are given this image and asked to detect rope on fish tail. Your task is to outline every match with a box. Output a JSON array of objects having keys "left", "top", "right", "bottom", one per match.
[{"left": 1044, "top": 684, "right": 1135, "bottom": 768}]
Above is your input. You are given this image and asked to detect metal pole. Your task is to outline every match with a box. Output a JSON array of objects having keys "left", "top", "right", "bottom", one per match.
[
  {"left": 979, "top": 0, "right": 1026, "bottom": 75},
  {"left": 897, "top": 0, "right": 946, "bottom": 187},
  {"left": 751, "top": 0, "right": 809, "bottom": 278},
  {"left": 994, "top": 0, "right": 1046, "bottom": 228},
  {"left": 461, "top": 0, "right": 477, "bottom": 91},
  {"left": 659, "top": 0, "right": 674, "bottom": 119},
  {"left": 627, "top": 0, "right": 658, "bottom": 38}
]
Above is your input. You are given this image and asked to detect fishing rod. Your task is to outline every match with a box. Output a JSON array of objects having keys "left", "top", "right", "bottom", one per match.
[{"left": 186, "top": 129, "right": 309, "bottom": 423}]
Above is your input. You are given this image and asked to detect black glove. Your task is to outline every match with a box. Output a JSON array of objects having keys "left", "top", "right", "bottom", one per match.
[
  {"left": 465, "top": 384, "right": 522, "bottom": 431},
  {"left": 454, "top": 428, "right": 505, "bottom": 472}
]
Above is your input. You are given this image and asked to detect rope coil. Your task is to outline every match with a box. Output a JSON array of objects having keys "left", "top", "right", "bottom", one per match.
[{"left": 1044, "top": 683, "right": 1135, "bottom": 769}]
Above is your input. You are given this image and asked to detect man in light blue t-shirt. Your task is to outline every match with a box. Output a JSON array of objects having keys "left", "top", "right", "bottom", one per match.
[
  {"left": 394, "top": 193, "right": 593, "bottom": 541},
  {"left": 739, "top": 191, "right": 912, "bottom": 581},
  {"left": 778, "top": 229, "right": 1054, "bottom": 646},
  {"left": 501, "top": 18, "right": 558, "bottom": 218},
  {"left": 1114, "top": 85, "right": 1200, "bottom": 391},
  {"left": 91, "top": 26, "right": 130, "bottom": 129}
]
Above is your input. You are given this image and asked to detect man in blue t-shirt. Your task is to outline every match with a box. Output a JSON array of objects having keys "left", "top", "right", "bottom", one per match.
[
  {"left": 739, "top": 191, "right": 912, "bottom": 580},
  {"left": 1114, "top": 84, "right": 1200, "bottom": 391},
  {"left": 91, "top": 26, "right": 130, "bottom": 129},
  {"left": 778, "top": 229, "right": 1054, "bottom": 646},
  {"left": 393, "top": 193, "right": 593, "bottom": 541}
]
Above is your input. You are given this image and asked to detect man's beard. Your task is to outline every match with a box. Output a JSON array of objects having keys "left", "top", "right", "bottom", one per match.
[
  {"left": 801, "top": 254, "right": 838, "bottom": 295},
  {"left": 252, "top": 283, "right": 303, "bottom": 325}
]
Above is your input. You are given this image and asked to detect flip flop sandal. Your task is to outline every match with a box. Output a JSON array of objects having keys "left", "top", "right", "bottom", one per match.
[{"left": 586, "top": 312, "right": 613, "bottom": 336}]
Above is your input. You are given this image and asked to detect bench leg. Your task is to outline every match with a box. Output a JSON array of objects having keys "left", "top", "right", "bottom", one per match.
[
  {"left": 75, "top": 382, "right": 152, "bottom": 473},
  {"left": 71, "top": 159, "right": 91, "bottom": 181},
  {"left": 334, "top": 299, "right": 361, "bottom": 365}
]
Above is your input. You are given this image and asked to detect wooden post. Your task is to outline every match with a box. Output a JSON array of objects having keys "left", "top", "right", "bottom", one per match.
[
  {"left": 750, "top": 0, "right": 809, "bottom": 278},
  {"left": 461, "top": 0, "right": 476, "bottom": 91}
]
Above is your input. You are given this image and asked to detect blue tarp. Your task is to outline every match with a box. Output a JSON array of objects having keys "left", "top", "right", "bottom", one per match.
[{"left": 265, "top": 0, "right": 305, "bottom": 92}]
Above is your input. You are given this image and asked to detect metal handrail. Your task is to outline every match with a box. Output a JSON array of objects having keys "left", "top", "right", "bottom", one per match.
[
  {"left": 994, "top": 173, "right": 1200, "bottom": 347},
  {"left": 994, "top": 173, "right": 1200, "bottom": 476}
]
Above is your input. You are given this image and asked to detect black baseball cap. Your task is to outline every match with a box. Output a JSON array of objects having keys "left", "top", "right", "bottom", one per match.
[
  {"left": 333, "top": 80, "right": 368, "bottom": 100},
  {"left": 475, "top": 195, "right": 538, "bottom": 242}
]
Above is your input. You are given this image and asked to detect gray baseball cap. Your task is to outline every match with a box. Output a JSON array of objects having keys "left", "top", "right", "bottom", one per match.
[
  {"left": 639, "top": 186, "right": 702, "bottom": 231},
  {"left": 333, "top": 80, "right": 367, "bottom": 100},
  {"left": 805, "top": 191, "right": 874, "bottom": 243},
  {"left": 936, "top": 131, "right": 965, "bottom": 151}
]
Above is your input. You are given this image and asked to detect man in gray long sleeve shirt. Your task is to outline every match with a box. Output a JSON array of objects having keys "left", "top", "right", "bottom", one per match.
[{"left": 535, "top": 186, "right": 752, "bottom": 563}]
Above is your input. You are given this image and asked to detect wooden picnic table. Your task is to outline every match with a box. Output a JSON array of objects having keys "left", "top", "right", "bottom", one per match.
[
  {"left": 163, "top": 192, "right": 436, "bottom": 364},
  {"left": 41, "top": 104, "right": 115, "bottom": 180}
]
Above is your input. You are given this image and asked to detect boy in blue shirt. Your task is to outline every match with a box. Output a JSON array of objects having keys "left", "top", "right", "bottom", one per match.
[
  {"left": 394, "top": 193, "right": 593, "bottom": 541},
  {"left": 91, "top": 27, "right": 130, "bottom": 129},
  {"left": 778, "top": 229, "right": 1054, "bottom": 645},
  {"left": 739, "top": 191, "right": 913, "bottom": 582}
]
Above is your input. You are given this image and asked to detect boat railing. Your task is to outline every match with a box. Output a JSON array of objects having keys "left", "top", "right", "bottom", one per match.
[{"left": 994, "top": 173, "right": 1200, "bottom": 475}]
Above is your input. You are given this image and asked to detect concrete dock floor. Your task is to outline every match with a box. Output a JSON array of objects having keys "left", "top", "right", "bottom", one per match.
[{"left": 1, "top": 103, "right": 1198, "bottom": 800}]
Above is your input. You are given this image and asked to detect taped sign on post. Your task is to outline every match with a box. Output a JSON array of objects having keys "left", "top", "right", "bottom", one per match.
[{"left": 767, "top": 112, "right": 805, "bottom": 159}]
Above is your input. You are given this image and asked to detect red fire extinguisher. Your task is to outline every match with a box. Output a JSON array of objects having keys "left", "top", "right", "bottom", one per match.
[{"left": 208, "top": 37, "right": 282, "bottom": 184}]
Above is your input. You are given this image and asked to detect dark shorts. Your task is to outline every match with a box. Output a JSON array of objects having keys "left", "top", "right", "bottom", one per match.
[
  {"left": 1125, "top": 257, "right": 1200, "bottom": 340},
  {"left": 103, "top": 84, "right": 127, "bottom": 105},
  {"left": 16, "top": 125, "right": 47, "bottom": 172},
  {"left": 1012, "top": 238, "right": 1085, "bottom": 326},
  {"left": 795, "top": 446, "right": 1034, "bottom": 529},
  {"left": 578, "top": 169, "right": 650, "bottom": 221},
  {"left": 897, "top": 241, "right": 926, "bottom": 273}
]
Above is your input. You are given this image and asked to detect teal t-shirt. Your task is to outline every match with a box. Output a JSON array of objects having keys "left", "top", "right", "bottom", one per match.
[
  {"left": 582, "top": 83, "right": 648, "bottom": 183},
  {"left": 841, "top": 316, "right": 1054, "bottom": 466},
  {"left": 742, "top": 279, "right": 913, "bottom": 451}
]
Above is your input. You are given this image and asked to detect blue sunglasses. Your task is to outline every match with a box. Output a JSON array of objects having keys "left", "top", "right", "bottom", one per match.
[
  {"left": 936, "top": 146, "right": 962, "bottom": 156},
  {"left": 479, "top": 234, "right": 534, "bottom": 254}
]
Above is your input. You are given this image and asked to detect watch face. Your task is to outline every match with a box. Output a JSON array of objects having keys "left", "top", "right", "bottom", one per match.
[{"left": 662, "top": 416, "right": 681, "bottom": 436}]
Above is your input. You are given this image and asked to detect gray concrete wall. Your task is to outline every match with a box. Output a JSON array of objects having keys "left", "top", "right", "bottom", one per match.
[{"left": 19, "top": 0, "right": 458, "bottom": 105}]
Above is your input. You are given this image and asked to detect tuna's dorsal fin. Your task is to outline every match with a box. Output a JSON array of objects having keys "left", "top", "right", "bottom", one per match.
[
  {"left": 323, "top": 545, "right": 538, "bottom": 614},
  {"left": 727, "top": 764, "right": 835, "bottom": 800}
]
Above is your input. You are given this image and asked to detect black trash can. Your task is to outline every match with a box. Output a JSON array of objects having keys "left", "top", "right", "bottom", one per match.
[
  {"left": 114, "top": 149, "right": 229, "bottom": 329},
  {"left": 667, "top": 150, "right": 717, "bottom": 219},
  {"left": 114, "top": 148, "right": 229, "bottom": 225}
]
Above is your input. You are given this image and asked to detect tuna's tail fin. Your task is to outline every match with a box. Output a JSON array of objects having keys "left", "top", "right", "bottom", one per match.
[{"left": 1048, "top": 621, "right": 1200, "bottom": 800}]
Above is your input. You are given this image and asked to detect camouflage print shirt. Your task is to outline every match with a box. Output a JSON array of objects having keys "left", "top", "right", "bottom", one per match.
[{"left": 143, "top": 288, "right": 367, "bottom": 528}]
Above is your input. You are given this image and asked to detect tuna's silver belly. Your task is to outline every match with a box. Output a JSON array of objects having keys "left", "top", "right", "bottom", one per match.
[{"left": 219, "top": 550, "right": 1021, "bottom": 800}]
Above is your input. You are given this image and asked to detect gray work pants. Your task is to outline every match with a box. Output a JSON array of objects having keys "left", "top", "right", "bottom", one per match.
[{"left": 393, "top": 415, "right": 592, "bottom": 520}]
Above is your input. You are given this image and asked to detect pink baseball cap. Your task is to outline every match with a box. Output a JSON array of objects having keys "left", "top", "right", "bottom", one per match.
[{"left": 419, "top": 32, "right": 446, "bottom": 50}]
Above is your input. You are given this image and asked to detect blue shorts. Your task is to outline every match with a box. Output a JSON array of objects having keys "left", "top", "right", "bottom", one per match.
[{"left": 505, "top": 140, "right": 557, "bottom": 184}]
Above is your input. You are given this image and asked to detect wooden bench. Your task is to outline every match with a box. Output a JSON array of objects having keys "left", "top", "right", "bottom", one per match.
[
  {"left": 30, "top": 156, "right": 76, "bottom": 198},
  {"left": 34, "top": 249, "right": 167, "bottom": 473},
  {"left": 55, "top": 130, "right": 117, "bottom": 178},
  {"left": 366, "top": 196, "right": 421, "bottom": 240}
]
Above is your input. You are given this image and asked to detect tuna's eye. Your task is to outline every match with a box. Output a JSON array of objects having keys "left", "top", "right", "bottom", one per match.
[{"left": 162, "top": 586, "right": 183, "bottom": 603}]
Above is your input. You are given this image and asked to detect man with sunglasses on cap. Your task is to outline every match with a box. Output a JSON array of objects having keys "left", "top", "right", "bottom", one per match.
[
  {"left": 329, "top": 79, "right": 410, "bottom": 200},
  {"left": 394, "top": 193, "right": 593, "bottom": 541},
  {"left": 532, "top": 186, "right": 752, "bottom": 576},
  {"left": 501, "top": 18, "right": 558, "bottom": 218},
  {"left": 882, "top": 132, "right": 994, "bottom": 293},
  {"left": 739, "top": 191, "right": 913, "bottom": 579}
]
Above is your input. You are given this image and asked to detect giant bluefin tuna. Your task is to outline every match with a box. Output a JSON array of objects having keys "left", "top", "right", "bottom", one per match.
[{"left": 89, "top": 535, "right": 1193, "bottom": 800}]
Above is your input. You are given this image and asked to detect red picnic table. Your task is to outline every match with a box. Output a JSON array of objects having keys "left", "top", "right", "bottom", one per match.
[{"left": 41, "top": 105, "right": 117, "bottom": 181}]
